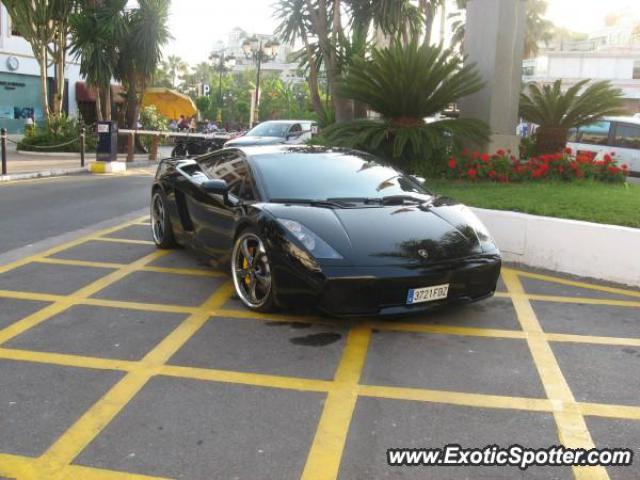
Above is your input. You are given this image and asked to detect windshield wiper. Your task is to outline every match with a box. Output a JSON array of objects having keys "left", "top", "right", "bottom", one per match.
[
  {"left": 269, "top": 198, "right": 351, "bottom": 208},
  {"left": 378, "top": 195, "right": 433, "bottom": 206},
  {"left": 331, "top": 195, "right": 433, "bottom": 207}
]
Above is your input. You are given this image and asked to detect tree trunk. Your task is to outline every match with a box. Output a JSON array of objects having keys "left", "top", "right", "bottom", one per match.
[
  {"left": 51, "top": 32, "right": 66, "bottom": 117},
  {"left": 353, "top": 100, "right": 368, "bottom": 119},
  {"left": 95, "top": 86, "right": 104, "bottom": 121},
  {"left": 38, "top": 46, "right": 50, "bottom": 120},
  {"left": 329, "top": 0, "right": 353, "bottom": 122},
  {"left": 303, "top": 39, "right": 324, "bottom": 119},
  {"left": 104, "top": 86, "right": 112, "bottom": 121},
  {"left": 535, "top": 126, "right": 569, "bottom": 155}
]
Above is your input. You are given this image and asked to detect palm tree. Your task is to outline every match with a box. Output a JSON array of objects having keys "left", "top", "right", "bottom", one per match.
[
  {"left": 520, "top": 79, "right": 626, "bottom": 154},
  {"left": 524, "top": 0, "right": 554, "bottom": 58},
  {"left": 70, "top": 0, "right": 128, "bottom": 121},
  {"left": 166, "top": 55, "right": 188, "bottom": 89},
  {"left": 322, "top": 40, "right": 488, "bottom": 170},
  {"left": 116, "top": 0, "right": 171, "bottom": 130},
  {"left": 274, "top": 0, "right": 326, "bottom": 119}
]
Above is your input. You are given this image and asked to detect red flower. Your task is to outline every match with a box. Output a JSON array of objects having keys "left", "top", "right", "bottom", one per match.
[
  {"left": 622, "top": 164, "right": 629, "bottom": 170},
  {"left": 608, "top": 166, "right": 620, "bottom": 174},
  {"left": 532, "top": 170, "right": 543, "bottom": 179},
  {"left": 604, "top": 154, "right": 613, "bottom": 163},
  {"left": 448, "top": 158, "right": 457, "bottom": 169},
  {"left": 488, "top": 170, "right": 497, "bottom": 178},
  {"left": 564, "top": 147, "right": 572, "bottom": 154},
  {"left": 480, "top": 153, "right": 490, "bottom": 163},
  {"left": 467, "top": 169, "right": 477, "bottom": 179},
  {"left": 462, "top": 147, "right": 469, "bottom": 157},
  {"left": 471, "top": 151, "right": 481, "bottom": 160},
  {"left": 496, "top": 149, "right": 506, "bottom": 156}
]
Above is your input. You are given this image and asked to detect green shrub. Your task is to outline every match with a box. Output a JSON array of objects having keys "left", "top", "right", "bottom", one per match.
[
  {"left": 139, "top": 105, "right": 169, "bottom": 149},
  {"left": 18, "top": 115, "right": 96, "bottom": 153}
]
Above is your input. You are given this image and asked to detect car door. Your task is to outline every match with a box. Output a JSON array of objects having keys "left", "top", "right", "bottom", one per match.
[
  {"left": 611, "top": 122, "right": 640, "bottom": 174},
  {"left": 188, "top": 150, "right": 254, "bottom": 258}
]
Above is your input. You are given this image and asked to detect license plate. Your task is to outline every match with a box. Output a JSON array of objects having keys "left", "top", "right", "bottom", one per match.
[{"left": 407, "top": 284, "right": 449, "bottom": 305}]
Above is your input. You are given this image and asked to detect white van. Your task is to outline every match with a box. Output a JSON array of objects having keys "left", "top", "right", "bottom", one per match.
[{"left": 567, "top": 116, "right": 640, "bottom": 175}]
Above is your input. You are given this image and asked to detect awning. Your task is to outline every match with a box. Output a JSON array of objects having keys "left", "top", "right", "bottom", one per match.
[{"left": 75, "top": 82, "right": 125, "bottom": 104}]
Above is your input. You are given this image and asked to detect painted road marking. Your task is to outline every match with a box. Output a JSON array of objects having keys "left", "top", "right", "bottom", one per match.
[
  {"left": 503, "top": 270, "right": 610, "bottom": 480},
  {"left": 0, "top": 216, "right": 637, "bottom": 480},
  {"left": 300, "top": 326, "right": 371, "bottom": 480}
]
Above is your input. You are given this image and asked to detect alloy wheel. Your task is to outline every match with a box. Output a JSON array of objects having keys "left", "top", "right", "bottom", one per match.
[
  {"left": 151, "top": 193, "right": 165, "bottom": 245},
  {"left": 231, "top": 233, "right": 272, "bottom": 309}
]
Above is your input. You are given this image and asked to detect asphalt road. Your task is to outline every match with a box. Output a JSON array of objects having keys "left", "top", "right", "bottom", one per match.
[
  {"left": 0, "top": 171, "right": 639, "bottom": 479},
  {"left": 0, "top": 171, "right": 153, "bottom": 256}
]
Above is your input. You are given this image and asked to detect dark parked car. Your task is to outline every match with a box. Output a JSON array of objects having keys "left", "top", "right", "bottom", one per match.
[
  {"left": 224, "top": 120, "right": 317, "bottom": 148},
  {"left": 150, "top": 145, "right": 501, "bottom": 316}
]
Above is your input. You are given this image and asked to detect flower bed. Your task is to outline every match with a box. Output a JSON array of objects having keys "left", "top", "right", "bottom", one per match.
[{"left": 446, "top": 148, "right": 628, "bottom": 183}]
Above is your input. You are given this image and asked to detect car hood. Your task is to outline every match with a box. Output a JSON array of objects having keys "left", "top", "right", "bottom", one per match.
[
  {"left": 263, "top": 199, "right": 487, "bottom": 267},
  {"left": 225, "top": 136, "right": 285, "bottom": 147}
]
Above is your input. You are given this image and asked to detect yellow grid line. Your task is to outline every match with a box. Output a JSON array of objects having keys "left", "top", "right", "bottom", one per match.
[
  {"left": 0, "top": 217, "right": 638, "bottom": 479},
  {"left": 34, "top": 251, "right": 220, "bottom": 278},
  {"left": 300, "top": 326, "right": 371, "bottom": 480},
  {"left": 35, "top": 283, "right": 235, "bottom": 479},
  {"left": 0, "top": 343, "right": 638, "bottom": 421},
  {"left": 503, "top": 270, "right": 609, "bottom": 480},
  {"left": 511, "top": 268, "right": 640, "bottom": 299},
  {"left": 91, "top": 237, "right": 156, "bottom": 246}
]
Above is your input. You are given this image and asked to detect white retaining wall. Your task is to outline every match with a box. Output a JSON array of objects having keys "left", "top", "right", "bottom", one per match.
[{"left": 471, "top": 208, "right": 640, "bottom": 287}]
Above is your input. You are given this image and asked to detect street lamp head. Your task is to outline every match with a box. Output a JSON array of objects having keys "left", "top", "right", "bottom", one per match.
[
  {"left": 249, "top": 36, "right": 260, "bottom": 52},
  {"left": 241, "top": 39, "right": 252, "bottom": 57},
  {"left": 225, "top": 55, "right": 236, "bottom": 68}
]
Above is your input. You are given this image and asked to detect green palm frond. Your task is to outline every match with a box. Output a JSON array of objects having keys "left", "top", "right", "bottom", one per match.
[
  {"left": 520, "top": 79, "right": 626, "bottom": 128},
  {"left": 320, "top": 41, "right": 488, "bottom": 167},
  {"left": 338, "top": 40, "right": 484, "bottom": 120}
]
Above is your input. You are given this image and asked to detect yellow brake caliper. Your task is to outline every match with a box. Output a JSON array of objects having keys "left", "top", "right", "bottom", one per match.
[{"left": 243, "top": 248, "right": 254, "bottom": 286}]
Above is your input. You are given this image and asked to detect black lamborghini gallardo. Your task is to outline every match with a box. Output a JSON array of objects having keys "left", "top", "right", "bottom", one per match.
[{"left": 150, "top": 145, "right": 501, "bottom": 316}]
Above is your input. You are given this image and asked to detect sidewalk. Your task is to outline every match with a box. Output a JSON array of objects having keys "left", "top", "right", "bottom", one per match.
[{"left": 3, "top": 137, "right": 172, "bottom": 177}]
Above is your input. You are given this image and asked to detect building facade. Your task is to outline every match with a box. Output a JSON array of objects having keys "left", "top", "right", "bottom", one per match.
[
  {"left": 523, "top": 12, "right": 640, "bottom": 114},
  {"left": 0, "top": 3, "right": 83, "bottom": 133}
]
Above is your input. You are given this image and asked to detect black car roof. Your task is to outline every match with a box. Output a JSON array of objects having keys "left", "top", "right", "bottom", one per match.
[{"left": 227, "top": 144, "right": 362, "bottom": 159}]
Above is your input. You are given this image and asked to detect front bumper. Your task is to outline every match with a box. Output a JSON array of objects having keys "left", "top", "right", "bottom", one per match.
[{"left": 273, "top": 254, "right": 502, "bottom": 317}]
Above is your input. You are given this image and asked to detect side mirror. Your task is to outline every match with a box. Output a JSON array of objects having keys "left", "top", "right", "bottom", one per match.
[
  {"left": 411, "top": 175, "right": 426, "bottom": 184},
  {"left": 201, "top": 179, "right": 229, "bottom": 195}
]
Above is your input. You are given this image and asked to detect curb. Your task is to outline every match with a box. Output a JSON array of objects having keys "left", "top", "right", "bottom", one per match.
[
  {"left": 472, "top": 207, "right": 640, "bottom": 287},
  {"left": 0, "top": 160, "right": 159, "bottom": 183},
  {"left": 16, "top": 149, "right": 151, "bottom": 159}
]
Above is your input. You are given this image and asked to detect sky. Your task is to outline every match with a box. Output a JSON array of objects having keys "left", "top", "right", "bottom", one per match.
[{"left": 163, "top": 0, "right": 640, "bottom": 65}]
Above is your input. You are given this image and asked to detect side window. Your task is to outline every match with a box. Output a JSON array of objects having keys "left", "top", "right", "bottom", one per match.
[
  {"left": 567, "top": 128, "right": 579, "bottom": 143},
  {"left": 578, "top": 121, "right": 611, "bottom": 146},
  {"left": 198, "top": 152, "right": 256, "bottom": 201},
  {"left": 289, "top": 124, "right": 302, "bottom": 134},
  {"left": 613, "top": 123, "right": 640, "bottom": 150}
]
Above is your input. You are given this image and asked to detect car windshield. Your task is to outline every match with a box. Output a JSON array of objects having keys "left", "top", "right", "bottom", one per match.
[
  {"left": 253, "top": 149, "right": 430, "bottom": 202},
  {"left": 246, "top": 122, "right": 292, "bottom": 138}
]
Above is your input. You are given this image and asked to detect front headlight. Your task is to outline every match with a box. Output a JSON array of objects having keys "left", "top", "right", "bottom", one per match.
[
  {"left": 277, "top": 219, "right": 343, "bottom": 259},
  {"left": 460, "top": 207, "right": 498, "bottom": 253}
]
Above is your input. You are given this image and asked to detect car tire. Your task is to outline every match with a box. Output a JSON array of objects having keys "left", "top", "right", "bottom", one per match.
[
  {"left": 150, "top": 190, "right": 177, "bottom": 249},
  {"left": 231, "top": 228, "right": 276, "bottom": 312}
]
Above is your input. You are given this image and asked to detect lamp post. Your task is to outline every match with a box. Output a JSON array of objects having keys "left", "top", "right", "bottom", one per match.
[
  {"left": 242, "top": 36, "right": 279, "bottom": 126},
  {"left": 209, "top": 50, "right": 236, "bottom": 125}
]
